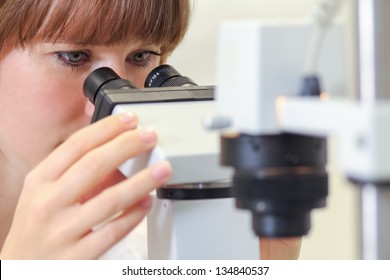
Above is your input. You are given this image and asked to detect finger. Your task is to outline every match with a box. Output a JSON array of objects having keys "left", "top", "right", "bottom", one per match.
[
  {"left": 54, "top": 128, "right": 158, "bottom": 205},
  {"left": 70, "top": 161, "right": 171, "bottom": 237},
  {"left": 78, "top": 170, "right": 126, "bottom": 204},
  {"left": 76, "top": 197, "right": 152, "bottom": 259},
  {"left": 36, "top": 113, "right": 138, "bottom": 181}
]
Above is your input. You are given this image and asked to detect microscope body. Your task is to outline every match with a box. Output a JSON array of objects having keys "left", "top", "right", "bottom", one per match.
[
  {"left": 111, "top": 98, "right": 259, "bottom": 259},
  {"left": 83, "top": 78, "right": 259, "bottom": 259}
]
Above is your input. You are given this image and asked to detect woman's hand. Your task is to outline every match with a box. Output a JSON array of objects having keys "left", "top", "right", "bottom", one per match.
[
  {"left": 0, "top": 113, "right": 171, "bottom": 259},
  {"left": 260, "top": 237, "right": 302, "bottom": 260}
]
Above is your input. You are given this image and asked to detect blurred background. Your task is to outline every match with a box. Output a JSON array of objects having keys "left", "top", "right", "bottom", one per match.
[{"left": 168, "top": 0, "right": 360, "bottom": 260}]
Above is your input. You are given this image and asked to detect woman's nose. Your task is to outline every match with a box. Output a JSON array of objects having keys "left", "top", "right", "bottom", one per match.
[
  {"left": 105, "top": 65, "right": 142, "bottom": 88},
  {"left": 108, "top": 65, "right": 127, "bottom": 80}
]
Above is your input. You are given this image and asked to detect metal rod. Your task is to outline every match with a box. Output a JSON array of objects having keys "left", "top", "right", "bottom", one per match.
[
  {"left": 357, "top": 0, "right": 390, "bottom": 259},
  {"left": 359, "top": 184, "right": 390, "bottom": 259},
  {"left": 358, "top": 0, "right": 390, "bottom": 103}
]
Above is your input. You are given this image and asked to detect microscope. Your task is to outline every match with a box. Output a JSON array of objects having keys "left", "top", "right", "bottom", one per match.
[
  {"left": 84, "top": 0, "right": 390, "bottom": 260},
  {"left": 82, "top": 17, "right": 343, "bottom": 261},
  {"left": 83, "top": 65, "right": 259, "bottom": 259}
]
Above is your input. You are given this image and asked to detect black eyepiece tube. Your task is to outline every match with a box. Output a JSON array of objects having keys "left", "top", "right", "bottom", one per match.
[
  {"left": 145, "top": 64, "right": 197, "bottom": 88},
  {"left": 83, "top": 67, "right": 136, "bottom": 104}
]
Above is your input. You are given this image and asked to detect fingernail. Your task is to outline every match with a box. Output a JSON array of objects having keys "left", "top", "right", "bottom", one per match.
[
  {"left": 119, "top": 112, "right": 135, "bottom": 124},
  {"left": 151, "top": 162, "right": 172, "bottom": 180},
  {"left": 139, "top": 128, "right": 157, "bottom": 144}
]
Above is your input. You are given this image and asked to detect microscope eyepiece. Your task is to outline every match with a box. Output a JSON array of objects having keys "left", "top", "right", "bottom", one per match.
[
  {"left": 83, "top": 67, "right": 136, "bottom": 104},
  {"left": 145, "top": 64, "right": 197, "bottom": 87}
]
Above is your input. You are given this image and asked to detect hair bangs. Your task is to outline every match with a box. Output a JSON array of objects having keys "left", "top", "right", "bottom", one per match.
[{"left": 35, "top": 0, "right": 189, "bottom": 54}]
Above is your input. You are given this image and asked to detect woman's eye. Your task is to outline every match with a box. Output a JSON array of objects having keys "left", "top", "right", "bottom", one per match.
[
  {"left": 55, "top": 51, "right": 90, "bottom": 68},
  {"left": 134, "top": 51, "right": 151, "bottom": 62},
  {"left": 129, "top": 50, "right": 161, "bottom": 67}
]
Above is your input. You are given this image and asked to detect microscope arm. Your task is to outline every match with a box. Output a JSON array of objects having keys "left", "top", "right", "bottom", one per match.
[{"left": 277, "top": 96, "right": 390, "bottom": 183}]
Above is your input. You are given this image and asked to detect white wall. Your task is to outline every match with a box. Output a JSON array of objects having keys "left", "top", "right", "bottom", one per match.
[{"left": 168, "top": 0, "right": 359, "bottom": 260}]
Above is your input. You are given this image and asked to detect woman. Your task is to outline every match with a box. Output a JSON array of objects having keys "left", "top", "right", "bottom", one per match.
[{"left": 0, "top": 0, "right": 300, "bottom": 259}]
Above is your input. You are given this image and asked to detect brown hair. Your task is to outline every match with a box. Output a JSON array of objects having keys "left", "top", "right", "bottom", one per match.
[{"left": 0, "top": 0, "right": 191, "bottom": 60}]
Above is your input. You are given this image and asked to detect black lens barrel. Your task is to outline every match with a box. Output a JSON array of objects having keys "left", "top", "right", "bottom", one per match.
[
  {"left": 221, "top": 133, "right": 328, "bottom": 237},
  {"left": 145, "top": 64, "right": 197, "bottom": 87}
]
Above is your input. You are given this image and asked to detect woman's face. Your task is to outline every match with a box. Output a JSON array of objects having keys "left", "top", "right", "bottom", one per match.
[{"left": 0, "top": 41, "right": 161, "bottom": 171}]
